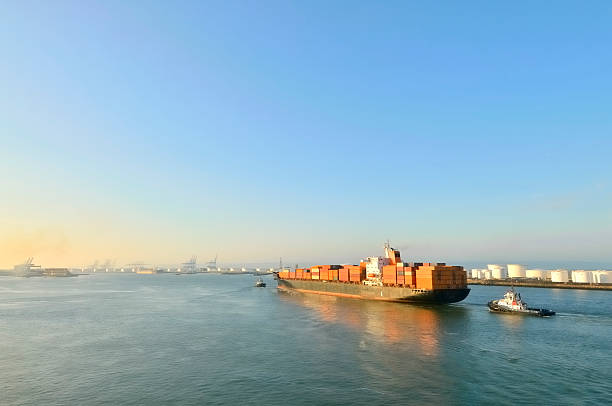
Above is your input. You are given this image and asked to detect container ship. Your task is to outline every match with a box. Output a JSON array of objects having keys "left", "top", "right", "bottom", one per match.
[{"left": 277, "top": 244, "right": 470, "bottom": 304}]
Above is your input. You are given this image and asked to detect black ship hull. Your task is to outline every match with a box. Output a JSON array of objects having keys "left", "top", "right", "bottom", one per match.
[{"left": 277, "top": 279, "right": 469, "bottom": 304}]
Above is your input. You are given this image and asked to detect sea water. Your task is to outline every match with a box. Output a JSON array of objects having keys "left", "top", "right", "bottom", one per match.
[{"left": 1, "top": 274, "right": 610, "bottom": 405}]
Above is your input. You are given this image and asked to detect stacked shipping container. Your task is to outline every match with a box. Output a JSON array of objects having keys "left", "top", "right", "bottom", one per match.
[{"left": 278, "top": 262, "right": 466, "bottom": 291}]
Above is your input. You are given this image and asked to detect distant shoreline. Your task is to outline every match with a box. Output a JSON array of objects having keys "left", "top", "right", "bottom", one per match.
[{"left": 468, "top": 279, "right": 612, "bottom": 291}]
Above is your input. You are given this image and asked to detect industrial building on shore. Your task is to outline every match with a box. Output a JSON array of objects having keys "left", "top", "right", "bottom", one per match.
[{"left": 470, "top": 264, "right": 611, "bottom": 285}]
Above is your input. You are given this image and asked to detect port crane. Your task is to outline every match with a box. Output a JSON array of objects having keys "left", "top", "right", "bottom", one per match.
[
  {"left": 205, "top": 254, "right": 218, "bottom": 270},
  {"left": 179, "top": 256, "right": 198, "bottom": 273}
]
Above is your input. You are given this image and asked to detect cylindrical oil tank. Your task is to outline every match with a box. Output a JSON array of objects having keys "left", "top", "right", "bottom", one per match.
[
  {"left": 571, "top": 270, "right": 592, "bottom": 284},
  {"left": 507, "top": 264, "right": 526, "bottom": 278},
  {"left": 487, "top": 264, "right": 503, "bottom": 271},
  {"left": 491, "top": 268, "right": 507, "bottom": 279},
  {"left": 483, "top": 270, "right": 492, "bottom": 279},
  {"left": 592, "top": 271, "right": 603, "bottom": 284},
  {"left": 551, "top": 270, "right": 569, "bottom": 283},
  {"left": 526, "top": 269, "right": 546, "bottom": 280},
  {"left": 594, "top": 271, "right": 610, "bottom": 284},
  {"left": 471, "top": 269, "right": 481, "bottom": 279}
]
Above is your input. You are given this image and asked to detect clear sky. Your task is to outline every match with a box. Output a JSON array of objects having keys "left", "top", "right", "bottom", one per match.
[{"left": 1, "top": 1, "right": 611, "bottom": 268}]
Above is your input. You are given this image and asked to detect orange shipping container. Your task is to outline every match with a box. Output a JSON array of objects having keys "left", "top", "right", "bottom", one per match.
[
  {"left": 339, "top": 268, "right": 349, "bottom": 282},
  {"left": 416, "top": 278, "right": 433, "bottom": 290},
  {"left": 383, "top": 270, "right": 397, "bottom": 284},
  {"left": 382, "top": 265, "right": 396, "bottom": 278},
  {"left": 349, "top": 269, "right": 365, "bottom": 282},
  {"left": 405, "top": 272, "right": 416, "bottom": 287}
]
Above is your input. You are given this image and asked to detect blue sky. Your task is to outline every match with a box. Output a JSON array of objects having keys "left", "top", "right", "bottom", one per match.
[{"left": 1, "top": 1, "right": 611, "bottom": 267}]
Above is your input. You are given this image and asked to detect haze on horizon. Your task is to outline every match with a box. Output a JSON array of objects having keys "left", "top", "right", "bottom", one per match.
[{"left": 1, "top": 1, "right": 611, "bottom": 269}]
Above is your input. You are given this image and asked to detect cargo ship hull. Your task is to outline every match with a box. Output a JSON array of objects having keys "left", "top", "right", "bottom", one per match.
[{"left": 277, "top": 279, "right": 470, "bottom": 304}]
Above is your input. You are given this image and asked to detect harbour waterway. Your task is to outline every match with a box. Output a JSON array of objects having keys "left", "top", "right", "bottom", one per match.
[{"left": 1, "top": 274, "right": 610, "bottom": 405}]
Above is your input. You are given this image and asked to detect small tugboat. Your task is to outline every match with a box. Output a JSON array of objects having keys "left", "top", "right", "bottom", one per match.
[
  {"left": 488, "top": 287, "right": 555, "bottom": 317},
  {"left": 255, "top": 278, "right": 266, "bottom": 288}
]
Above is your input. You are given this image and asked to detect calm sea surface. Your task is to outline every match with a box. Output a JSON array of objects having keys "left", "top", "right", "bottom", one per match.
[{"left": 1, "top": 274, "right": 610, "bottom": 405}]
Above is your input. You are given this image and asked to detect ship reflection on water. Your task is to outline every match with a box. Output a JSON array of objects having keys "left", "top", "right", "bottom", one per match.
[{"left": 279, "top": 291, "right": 468, "bottom": 358}]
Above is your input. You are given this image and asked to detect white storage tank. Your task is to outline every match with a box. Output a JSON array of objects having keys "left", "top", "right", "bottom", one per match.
[
  {"left": 593, "top": 271, "right": 610, "bottom": 284},
  {"left": 526, "top": 269, "right": 546, "bottom": 280},
  {"left": 471, "top": 269, "right": 481, "bottom": 279},
  {"left": 571, "top": 270, "right": 592, "bottom": 284},
  {"left": 483, "top": 270, "right": 492, "bottom": 280},
  {"left": 491, "top": 268, "right": 507, "bottom": 279},
  {"left": 487, "top": 264, "right": 504, "bottom": 271},
  {"left": 592, "top": 271, "right": 603, "bottom": 284},
  {"left": 507, "top": 264, "right": 526, "bottom": 278},
  {"left": 551, "top": 269, "right": 569, "bottom": 283}
]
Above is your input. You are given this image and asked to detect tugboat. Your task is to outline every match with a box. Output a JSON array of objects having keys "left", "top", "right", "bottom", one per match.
[
  {"left": 255, "top": 278, "right": 266, "bottom": 288},
  {"left": 488, "top": 287, "right": 555, "bottom": 317}
]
